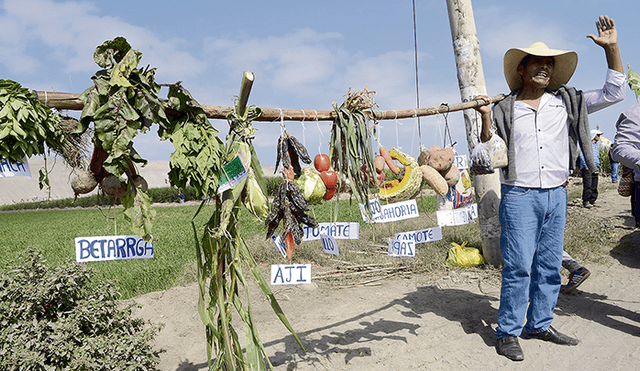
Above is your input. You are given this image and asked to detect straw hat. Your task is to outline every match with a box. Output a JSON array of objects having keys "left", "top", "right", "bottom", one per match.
[{"left": 503, "top": 42, "right": 578, "bottom": 91}]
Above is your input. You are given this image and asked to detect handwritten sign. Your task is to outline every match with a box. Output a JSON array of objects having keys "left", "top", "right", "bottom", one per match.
[
  {"left": 455, "top": 154, "right": 468, "bottom": 170},
  {"left": 395, "top": 227, "right": 443, "bottom": 245},
  {"left": 436, "top": 204, "right": 478, "bottom": 227},
  {"left": 271, "top": 234, "right": 288, "bottom": 259},
  {"left": 0, "top": 156, "right": 31, "bottom": 177},
  {"left": 388, "top": 238, "right": 415, "bottom": 257},
  {"left": 217, "top": 155, "right": 248, "bottom": 194},
  {"left": 359, "top": 198, "right": 420, "bottom": 224},
  {"left": 321, "top": 235, "right": 339, "bottom": 255},
  {"left": 303, "top": 222, "right": 359, "bottom": 241},
  {"left": 271, "top": 264, "right": 312, "bottom": 285},
  {"left": 75, "top": 235, "right": 154, "bottom": 263}
]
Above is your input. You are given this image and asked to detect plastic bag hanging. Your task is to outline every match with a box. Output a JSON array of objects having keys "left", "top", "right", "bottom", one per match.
[{"left": 469, "top": 141, "right": 494, "bottom": 175}]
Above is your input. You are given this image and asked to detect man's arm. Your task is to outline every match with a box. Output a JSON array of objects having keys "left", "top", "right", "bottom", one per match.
[
  {"left": 612, "top": 104, "right": 640, "bottom": 172},
  {"left": 473, "top": 96, "right": 493, "bottom": 142},
  {"left": 587, "top": 15, "right": 624, "bottom": 74}
]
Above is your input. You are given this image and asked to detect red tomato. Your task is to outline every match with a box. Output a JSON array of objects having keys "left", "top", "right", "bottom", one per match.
[
  {"left": 323, "top": 187, "right": 336, "bottom": 200},
  {"left": 314, "top": 154, "right": 331, "bottom": 172},
  {"left": 320, "top": 170, "right": 338, "bottom": 188}
]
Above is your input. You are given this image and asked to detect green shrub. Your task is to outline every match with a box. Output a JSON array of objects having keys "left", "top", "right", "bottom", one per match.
[{"left": 0, "top": 248, "right": 161, "bottom": 370}]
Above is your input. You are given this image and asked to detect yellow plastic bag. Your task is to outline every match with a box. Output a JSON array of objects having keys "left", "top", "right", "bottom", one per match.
[{"left": 446, "top": 241, "right": 485, "bottom": 267}]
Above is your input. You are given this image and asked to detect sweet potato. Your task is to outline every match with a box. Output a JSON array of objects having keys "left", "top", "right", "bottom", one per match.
[
  {"left": 427, "top": 147, "right": 455, "bottom": 171},
  {"left": 420, "top": 165, "right": 448, "bottom": 196},
  {"left": 379, "top": 146, "right": 399, "bottom": 174},
  {"left": 440, "top": 163, "right": 460, "bottom": 187}
]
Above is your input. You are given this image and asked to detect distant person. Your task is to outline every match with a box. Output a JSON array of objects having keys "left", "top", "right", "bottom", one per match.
[
  {"left": 611, "top": 102, "right": 640, "bottom": 228},
  {"left": 578, "top": 129, "right": 604, "bottom": 208},
  {"left": 178, "top": 189, "right": 185, "bottom": 203},
  {"left": 474, "top": 15, "right": 625, "bottom": 362},
  {"left": 609, "top": 147, "right": 620, "bottom": 183},
  {"left": 562, "top": 251, "right": 590, "bottom": 294}
]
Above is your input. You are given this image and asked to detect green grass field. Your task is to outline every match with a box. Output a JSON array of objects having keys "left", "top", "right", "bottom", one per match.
[
  {"left": 2, "top": 181, "right": 619, "bottom": 301},
  {"left": 2, "top": 191, "right": 483, "bottom": 299}
]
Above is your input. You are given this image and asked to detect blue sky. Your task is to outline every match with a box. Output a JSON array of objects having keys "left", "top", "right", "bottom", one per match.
[{"left": 2, "top": 0, "right": 639, "bottom": 168}]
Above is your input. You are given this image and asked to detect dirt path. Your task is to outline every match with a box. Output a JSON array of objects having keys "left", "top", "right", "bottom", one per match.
[{"left": 132, "top": 183, "right": 640, "bottom": 370}]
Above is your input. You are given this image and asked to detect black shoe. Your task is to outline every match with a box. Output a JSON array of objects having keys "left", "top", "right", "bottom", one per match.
[
  {"left": 496, "top": 336, "right": 524, "bottom": 361},
  {"left": 521, "top": 326, "right": 579, "bottom": 345}
]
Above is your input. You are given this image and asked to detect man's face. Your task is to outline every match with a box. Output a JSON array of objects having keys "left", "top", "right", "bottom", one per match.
[{"left": 517, "top": 55, "right": 555, "bottom": 90}]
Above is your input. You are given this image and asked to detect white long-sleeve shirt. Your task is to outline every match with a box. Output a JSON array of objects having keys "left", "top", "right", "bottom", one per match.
[{"left": 505, "top": 69, "right": 626, "bottom": 188}]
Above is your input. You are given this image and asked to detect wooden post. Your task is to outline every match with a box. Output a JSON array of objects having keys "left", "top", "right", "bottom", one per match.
[{"left": 446, "top": 0, "right": 502, "bottom": 266}]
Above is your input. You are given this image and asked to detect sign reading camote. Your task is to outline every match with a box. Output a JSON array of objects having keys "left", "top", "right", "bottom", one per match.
[
  {"left": 270, "top": 264, "right": 311, "bottom": 285},
  {"left": 359, "top": 198, "right": 419, "bottom": 223},
  {"left": 75, "top": 235, "right": 154, "bottom": 263},
  {"left": 0, "top": 156, "right": 31, "bottom": 177},
  {"left": 302, "top": 222, "right": 359, "bottom": 241},
  {"left": 395, "top": 227, "right": 443, "bottom": 244}
]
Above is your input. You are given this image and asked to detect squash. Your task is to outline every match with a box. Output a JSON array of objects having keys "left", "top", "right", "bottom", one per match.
[{"left": 378, "top": 147, "right": 423, "bottom": 202}]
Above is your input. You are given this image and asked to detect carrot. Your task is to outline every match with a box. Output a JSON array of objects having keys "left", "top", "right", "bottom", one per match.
[
  {"left": 379, "top": 146, "right": 399, "bottom": 174},
  {"left": 374, "top": 155, "right": 386, "bottom": 173}
]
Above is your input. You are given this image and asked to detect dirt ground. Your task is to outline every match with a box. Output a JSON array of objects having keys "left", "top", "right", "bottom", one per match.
[{"left": 132, "top": 183, "right": 640, "bottom": 370}]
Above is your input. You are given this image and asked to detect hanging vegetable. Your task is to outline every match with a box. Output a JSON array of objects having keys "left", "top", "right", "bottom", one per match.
[
  {"left": 329, "top": 87, "right": 378, "bottom": 212},
  {"left": 267, "top": 136, "right": 319, "bottom": 259}
]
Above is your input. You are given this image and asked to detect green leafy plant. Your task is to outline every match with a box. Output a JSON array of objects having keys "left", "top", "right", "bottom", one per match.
[
  {"left": 194, "top": 104, "right": 303, "bottom": 370},
  {"left": 629, "top": 65, "right": 640, "bottom": 102},
  {"left": 330, "top": 87, "right": 378, "bottom": 218},
  {"left": 0, "top": 79, "right": 67, "bottom": 190},
  {"left": 0, "top": 247, "right": 160, "bottom": 370}
]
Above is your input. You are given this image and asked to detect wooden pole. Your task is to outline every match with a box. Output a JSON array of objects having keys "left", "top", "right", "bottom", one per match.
[
  {"left": 235, "top": 71, "right": 254, "bottom": 118},
  {"left": 34, "top": 90, "right": 503, "bottom": 122},
  {"left": 446, "top": 0, "right": 502, "bottom": 267}
]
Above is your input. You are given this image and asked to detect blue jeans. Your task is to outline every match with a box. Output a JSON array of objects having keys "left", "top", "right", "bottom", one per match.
[
  {"left": 611, "top": 161, "right": 619, "bottom": 182},
  {"left": 495, "top": 185, "right": 566, "bottom": 338}
]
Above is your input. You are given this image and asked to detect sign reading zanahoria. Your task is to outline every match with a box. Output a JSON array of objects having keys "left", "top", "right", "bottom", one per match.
[
  {"left": 359, "top": 198, "right": 420, "bottom": 223},
  {"left": 75, "top": 235, "right": 154, "bottom": 263},
  {"left": 0, "top": 156, "right": 31, "bottom": 177}
]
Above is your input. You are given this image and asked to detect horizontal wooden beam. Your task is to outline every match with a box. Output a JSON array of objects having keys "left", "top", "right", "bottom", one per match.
[{"left": 34, "top": 90, "right": 505, "bottom": 122}]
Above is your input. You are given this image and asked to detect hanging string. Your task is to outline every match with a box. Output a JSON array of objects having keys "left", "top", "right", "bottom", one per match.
[
  {"left": 394, "top": 111, "right": 402, "bottom": 150},
  {"left": 314, "top": 110, "right": 324, "bottom": 154},
  {"left": 277, "top": 108, "right": 285, "bottom": 134},
  {"left": 440, "top": 103, "right": 455, "bottom": 148},
  {"left": 412, "top": 0, "right": 422, "bottom": 148},
  {"left": 300, "top": 109, "right": 306, "bottom": 146}
]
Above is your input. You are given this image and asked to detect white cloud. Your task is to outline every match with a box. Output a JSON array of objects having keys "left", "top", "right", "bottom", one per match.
[{"left": 0, "top": 0, "right": 206, "bottom": 83}]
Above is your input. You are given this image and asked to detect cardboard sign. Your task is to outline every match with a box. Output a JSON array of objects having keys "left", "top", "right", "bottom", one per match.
[
  {"left": 455, "top": 154, "right": 468, "bottom": 170},
  {"left": 359, "top": 198, "right": 420, "bottom": 224},
  {"left": 271, "top": 264, "right": 312, "bottom": 285},
  {"left": 75, "top": 235, "right": 154, "bottom": 263},
  {"left": 437, "top": 204, "right": 478, "bottom": 227},
  {"left": 320, "top": 234, "right": 339, "bottom": 255},
  {"left": 388, "top": 238, "right": 415, "bottom": 257},
  {"left": 217, "top": 155, "right": 248, "bottom": 194},
  {"left": 302, "top": 222, "right": 359, "bottom": 241},
  {"left": 395, "top": 227, "right": 443, "bottom": 244},
  {"left": 270, "top": 234, "right": 288, "bottom": 259},
  {"left": 0, "top": 156, "right": 31, "bottom": 177}
]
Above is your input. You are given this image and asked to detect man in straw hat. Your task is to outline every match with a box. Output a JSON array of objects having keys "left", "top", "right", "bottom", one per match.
[{"left": 474, "top": 15, "right": 625, "bottom": 361}]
